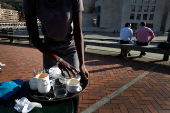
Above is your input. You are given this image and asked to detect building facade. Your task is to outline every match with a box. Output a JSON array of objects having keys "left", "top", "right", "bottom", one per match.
[
  {"left": 121, "top": 0, "right": 170, "bottom": 34},
  {"left": 82, "top": 0, "right": 170, "bottom": 34},
  {"left": 82, "top": 0, "right": 97, "bottom": 28},
  {"left": 0, "top": 4, "right": 19, "bottom": 29},
  {"left": 0, "top": 4, "right": 41, "bottom": 29}
]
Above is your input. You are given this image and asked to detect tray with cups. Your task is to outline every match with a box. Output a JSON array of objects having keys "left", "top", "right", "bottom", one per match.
[{"left": 27, "top": 67, "right": 88, "bottom": 104}]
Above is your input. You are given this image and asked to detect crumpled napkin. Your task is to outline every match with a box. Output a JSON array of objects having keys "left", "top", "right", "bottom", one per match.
[{"left": 14, "top": 97, "right": 42, "bottom": 113}]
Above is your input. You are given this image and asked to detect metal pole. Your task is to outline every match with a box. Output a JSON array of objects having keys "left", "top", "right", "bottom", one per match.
[{"left": 167, "top": 27, "right": 170, "bottom": 42}]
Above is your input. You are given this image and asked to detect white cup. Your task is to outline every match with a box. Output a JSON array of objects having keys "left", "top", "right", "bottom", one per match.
[
  {"left": 30, "top": 77, "right": 37, "bottom": 83},
  {"left": 29, "top": 82, "right": 37, "bottom": 90},
  {"left": 49, "top": 67, "right": 62, "bottom": 79},
  {"left": 36, "top": 73, "right": 52, "bottom": 94},
  {"left": 37, "top": 81, "right": 51, "bottom": 94},
  {"left": 29, "top": 78, "right": 38, "bottom": 90},
  {"left": 59, "top": 74, "right": 81, "bottom": 84},
  {"left": 67, "top": 79, "right": 82, "bottom": 93}
]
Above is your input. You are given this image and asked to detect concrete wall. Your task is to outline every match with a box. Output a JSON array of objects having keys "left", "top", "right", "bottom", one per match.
[
  {"left": 153, "top": 0, "right": 166, "bottom": 32},
  {"left": 82, "top": 14, "right": 93, "bottom": 27},
  {"left": 88, "top": 0, "right": 123, "bottom": 32},
  {"left": 165, "top": 7, "right": 170, "bottom": 32},
  {"left": 82, "top": 0, "right": 170, "bottom": 33},
  {"left": 82, "top": 0, "right": 97, "bottom": 31},
  {"left": 95, "top": 0, "right": 102, "bottom": 7},
  {"left": 82, "top": 27, "right": 114, "bottom": 32},
  {"left": 160, "top": 0, "right": 170, "bottom": 31},
  {"left": 83, "top": 0, "right": 97, "bottom": 13},
  {"left": 165, "top": 12, "right": 170, "bottom": 32},
  {"left": 97, "top": 0, "right": 122, "bottom": 31}
]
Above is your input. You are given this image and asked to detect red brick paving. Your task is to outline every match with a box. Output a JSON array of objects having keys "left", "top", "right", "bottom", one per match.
[
  {"left": 0, "top": 42, "right": 170, "bottom": 113},
  {"left": 95, "top": 66, "right": 170, "bottom": 113}
]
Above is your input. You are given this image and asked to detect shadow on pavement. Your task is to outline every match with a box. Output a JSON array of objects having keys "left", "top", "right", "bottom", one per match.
[
  {"left": 128, "top": 56, "right": 166, "bottom": 63},
  {"left": 88, "top": 65, "right": 124, "bottom": 74},
  {"left": 84, "top": 51, "right": 170, "bottom": 75}
]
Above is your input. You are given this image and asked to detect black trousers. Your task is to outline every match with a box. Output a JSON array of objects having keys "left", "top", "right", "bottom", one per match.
[
  {"left": 136, "top": 41, "right": 149, "bottom": 54},
  {"left": 136, "top": 41, "right": 149, "bottom": 46},
  {"left": 120, "top": 40, "right": 130, "bottom": 44},
  {"left": 120, "top": 40, "right": 131, "bottom": 53}
]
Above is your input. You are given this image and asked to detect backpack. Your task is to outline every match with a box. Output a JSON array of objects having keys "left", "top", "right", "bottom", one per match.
[{"left": 157, "top": 42, "right": 170, "bottom": 50}]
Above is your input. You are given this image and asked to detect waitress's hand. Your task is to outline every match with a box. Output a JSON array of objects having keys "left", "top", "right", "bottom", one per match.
[
  {"left": 79, "top": 64, "right": 89, "bottom": 80},
  {"left": 58, "top": 60, "right": 79, "bottom": 79}
]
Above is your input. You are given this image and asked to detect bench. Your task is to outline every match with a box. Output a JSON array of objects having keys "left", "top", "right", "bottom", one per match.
[
  {"left": 84, "top": 39, "right": 122, "bottom": 49},
  {"left": 0, "top": 35, "right": 169, "bottom": 61},
  {"left": 0, "top": 34, "right": 43, "bottom": 44},
  {"left": 0, "top": 34, "right": 30, "bottom": 43},
  {"left": 0, "top": 30, "right": 14, "bottom": 35},
  {"left": 121, "top": 44, "right": 170, "bottom": 61},
  {"left": 84, "top": 39, "right": 170, "bottom": 61}
]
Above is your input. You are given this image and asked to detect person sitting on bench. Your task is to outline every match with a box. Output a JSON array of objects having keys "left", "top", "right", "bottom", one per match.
[
  {"left": 120, "top": 22, "right": 134, "bottom": 56},
  {"left": 136, "top": 22, "right": 155, "bottom": 57}
]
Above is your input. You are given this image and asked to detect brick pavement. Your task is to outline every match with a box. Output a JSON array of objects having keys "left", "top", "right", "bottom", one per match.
[
  {"left": 92, "top": 66, "right": 170, "bottom": 113},
  {"left": 0, "top": 41, "right": 170, "bottom": 113}
]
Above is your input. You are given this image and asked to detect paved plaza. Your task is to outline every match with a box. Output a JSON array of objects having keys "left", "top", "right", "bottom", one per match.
[{"left": 0, "top": 33, "right": 170, "bottom": 113}]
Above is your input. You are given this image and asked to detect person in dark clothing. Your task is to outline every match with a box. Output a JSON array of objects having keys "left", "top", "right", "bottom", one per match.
[{"left": 23, "top": 0, "right": 89, "bottom": 112}]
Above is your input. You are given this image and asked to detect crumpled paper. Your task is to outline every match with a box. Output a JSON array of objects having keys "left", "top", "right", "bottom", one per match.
[{"left": 14, "top": 97, "right": 42, "bottom": 113}]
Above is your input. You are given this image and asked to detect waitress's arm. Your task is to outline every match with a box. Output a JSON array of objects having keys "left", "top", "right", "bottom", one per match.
[
  {"left": 73, "top": 11, "right": 89, "bottom": 80},
  {"left": 25, "top": 14, "right": 77, "bottom": 78}
]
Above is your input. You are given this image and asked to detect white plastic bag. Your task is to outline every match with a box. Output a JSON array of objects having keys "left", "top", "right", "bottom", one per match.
[{"left": 14, "top": 97, "right": 42, "bottom": 113}]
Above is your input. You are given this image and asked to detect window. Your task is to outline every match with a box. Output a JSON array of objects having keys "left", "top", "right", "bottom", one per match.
[
  {"left": 93, "top": 6, "right": 101, "bottom": 27},
  {"left": 138, "top": 0, "right": 143, "bottom": 3},
  {"left": 137, "top": 5, "right": 142, "bottom": 12},
  {"left": 131, "top": 5, "right": 136, "bottom": 11},
  {"left": 146, "top": 24, "right": 153, "bottom": 29},
  {"left": 143, "top": 14, "right": 148, "bottom": 20},
  {"left": 149, "top": 14, "right": 154, "bottom": 20},
  {"left": 136, "top": 14, "right": 141, "bottom": 20},
  {"left": 130, "top": 14, "right": 135, "bottom": 19},
  {"left": 132, "top": 0, "right": 136, "bottom": 3},
  {"left": 152, "top": 0, "right": 156, "bottom": 3},
  {"left": 144, "top": 6, "right": 149, "bottom": 12},
  {"left": 145, "top": 0, "right": 149, "bottom": 3},
  {"left": 131, "top": 23, "right": 138, "bottom": 31},
  {"left": 150, "top": 6, "right": 155, "bottom": 12}
]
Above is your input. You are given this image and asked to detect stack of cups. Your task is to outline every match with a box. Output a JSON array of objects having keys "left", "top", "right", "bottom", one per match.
[
  {"left": 29, "top": 68, "right": 52, "bottom": 94},
  {"left": 29, "top": 67, "right": 83, "bottom": 98}
]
